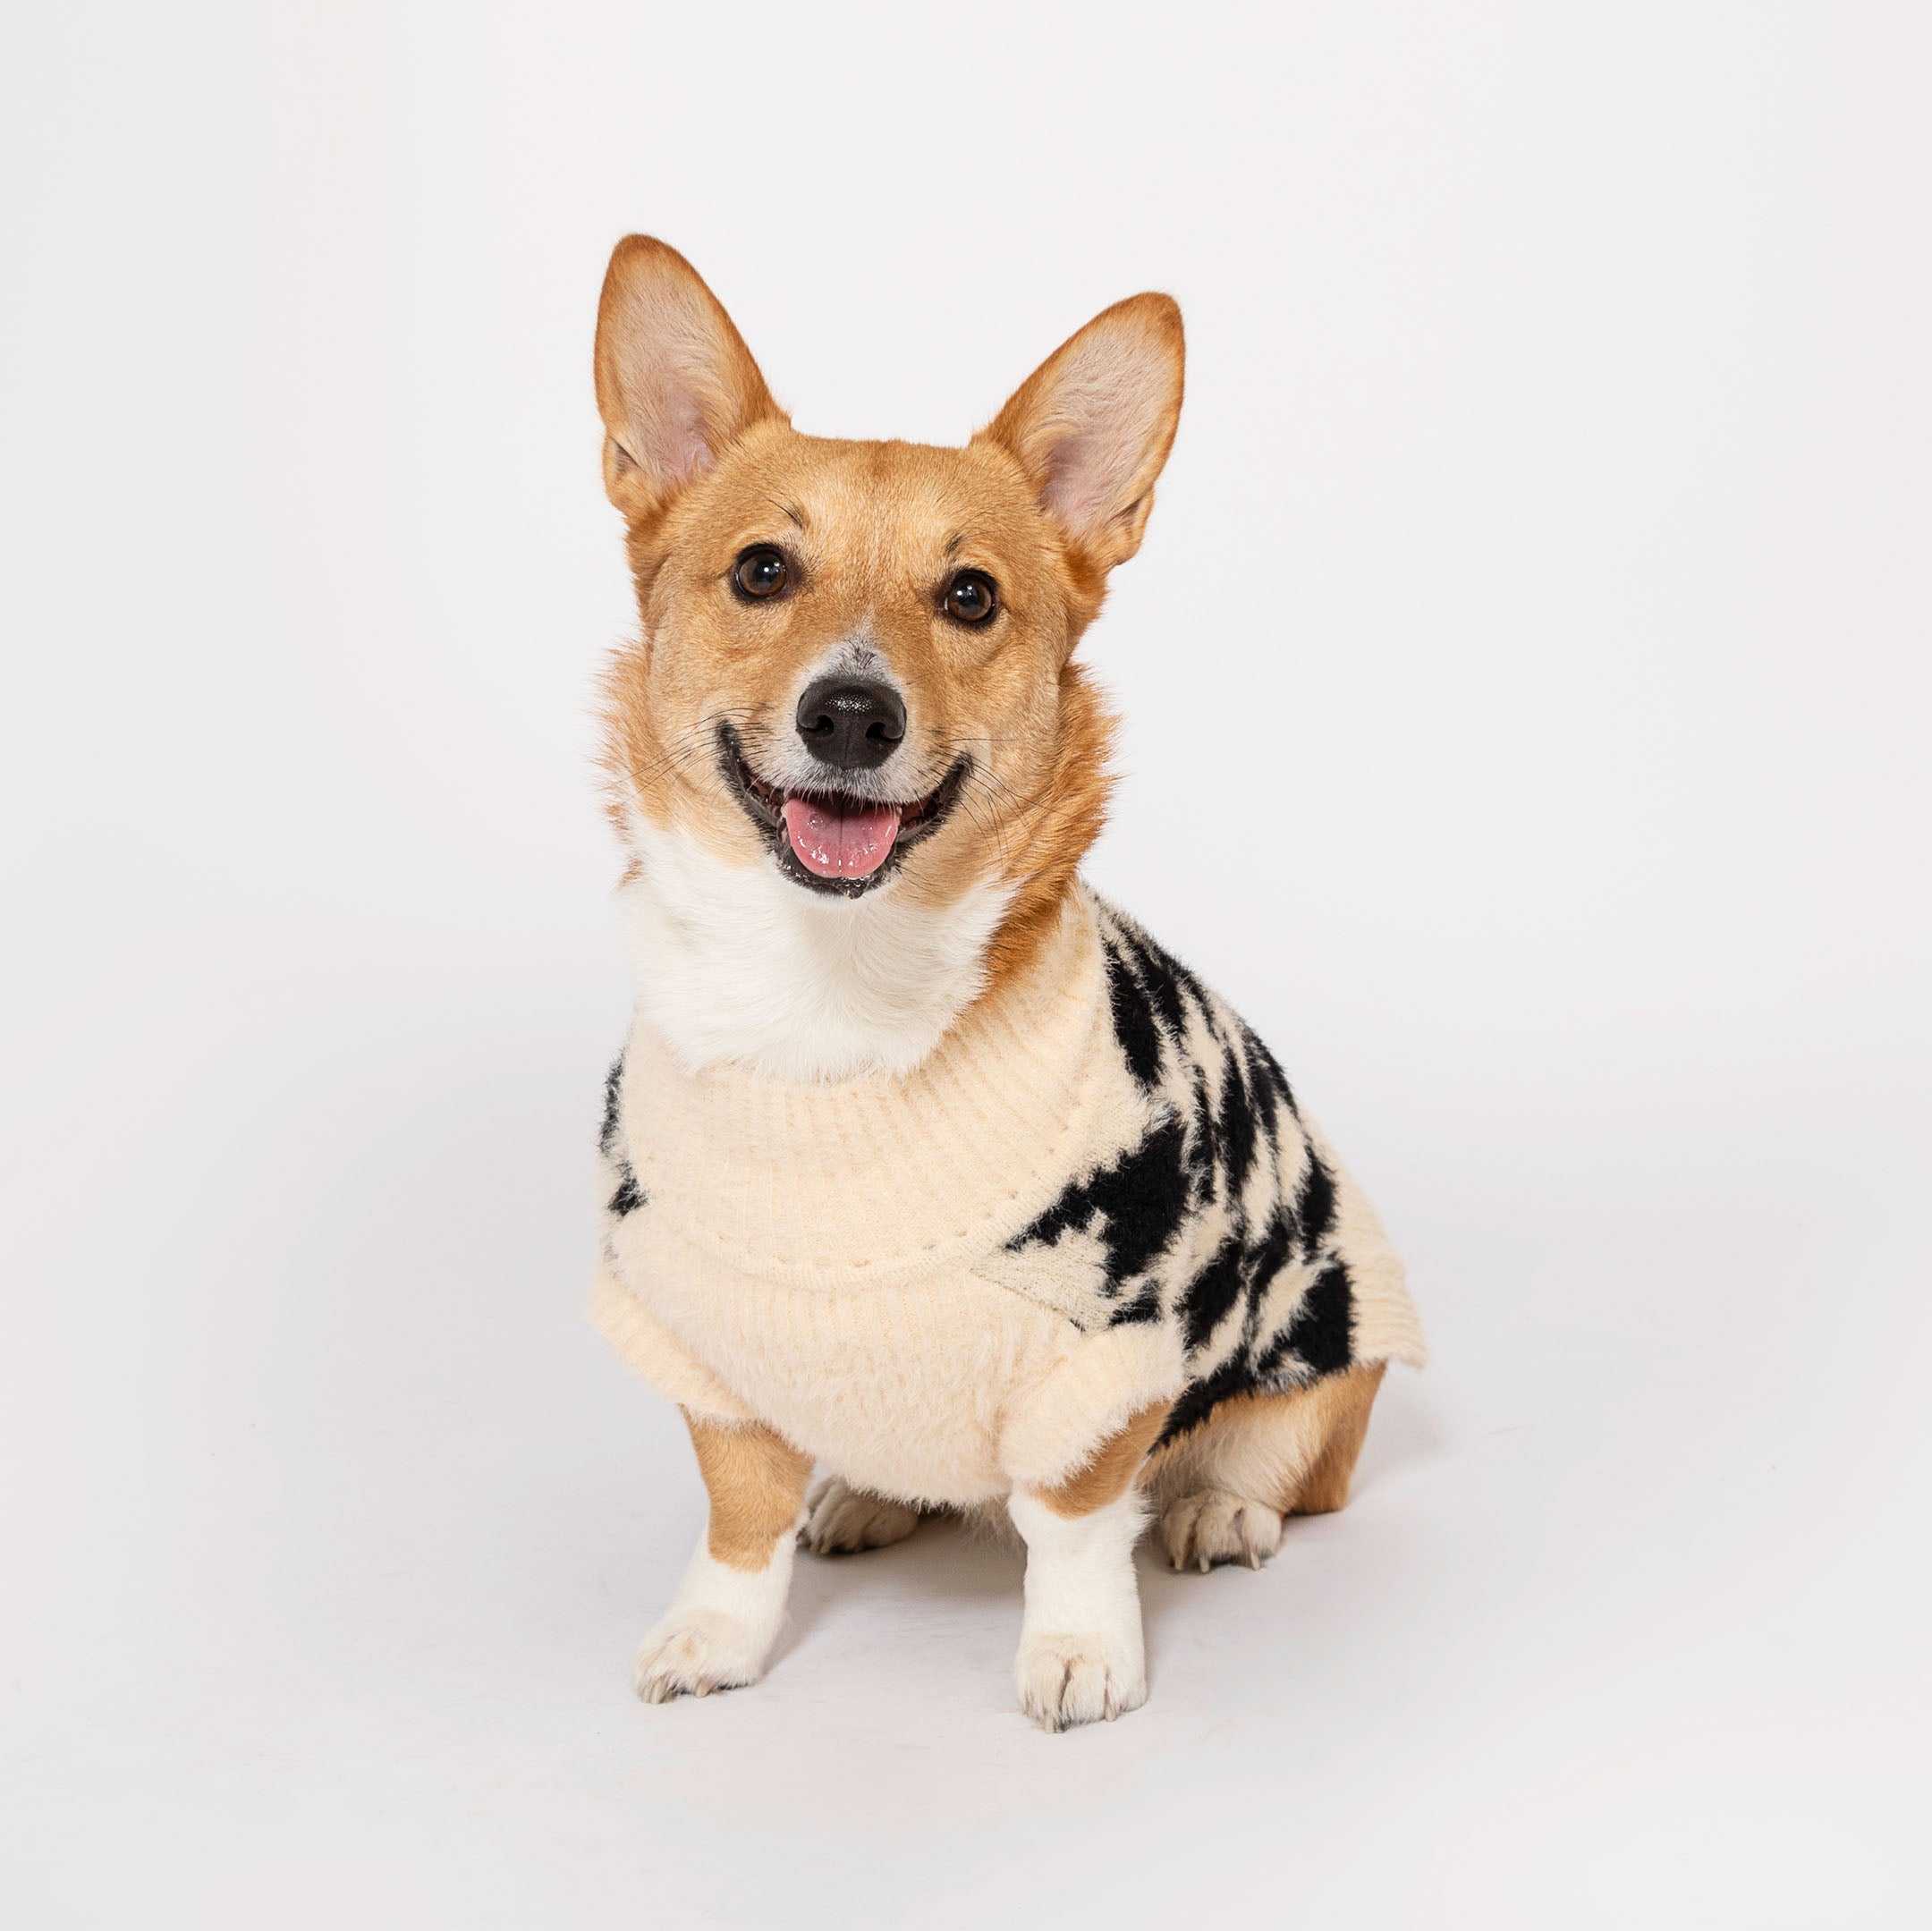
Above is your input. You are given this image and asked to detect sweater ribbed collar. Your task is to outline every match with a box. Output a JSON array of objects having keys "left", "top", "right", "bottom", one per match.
[{"left": 617, "top": 888, "right": 1114, "bottom": 1289}]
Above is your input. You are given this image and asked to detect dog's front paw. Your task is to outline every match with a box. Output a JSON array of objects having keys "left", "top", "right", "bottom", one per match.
[
  {"left": 1015, "top": 1631, "right": 1148, "bottom": 1732},
  {"left": 802, "top": 1477, "right": 921, "bottom": 1555},
  {"left": 634, "top": 1610, "right": 771, "bottom": 1704}
]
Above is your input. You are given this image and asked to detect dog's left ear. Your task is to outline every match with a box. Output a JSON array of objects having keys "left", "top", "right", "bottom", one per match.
[{"left": 978, "top": 293, "right": 1184, "bottom": 571}]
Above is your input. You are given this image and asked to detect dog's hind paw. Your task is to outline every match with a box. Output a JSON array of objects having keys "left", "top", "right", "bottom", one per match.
[
  {"left": 801, "top": 1477, "right": 921, "bottom": 1555},
  {"left": 1157, "top": 1489, "right": 1284, "bottom": 1572}
]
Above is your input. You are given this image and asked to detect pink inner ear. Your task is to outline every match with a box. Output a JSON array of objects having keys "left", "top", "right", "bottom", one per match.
[
  {"left": 1042, "top": 431, "right": 1101, "bottom": 526},
  {"left": 1032, "top": 338, "right": 1174, "bottom": 538},
  {"left": 621, "top": 380, "right": 715, "bottom": 493},
  {"left": 660, "top": 391, "right": 714, "bottom": 487}
]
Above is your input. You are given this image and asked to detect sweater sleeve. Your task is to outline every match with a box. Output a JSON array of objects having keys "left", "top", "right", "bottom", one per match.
[
  {"left": 589, "top": 1263, "right": 755, "bottom": 1425},
  {"left": 991, "top": 1309, "right": 1189, "bottom": 1493}
]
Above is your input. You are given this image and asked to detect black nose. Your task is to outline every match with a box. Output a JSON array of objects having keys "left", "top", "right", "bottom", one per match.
[{"left": 794, "top": 676, "right": 906, "bottom": 771}]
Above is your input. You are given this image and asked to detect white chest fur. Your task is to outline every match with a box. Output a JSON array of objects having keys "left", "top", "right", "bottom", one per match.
[{"left": 617, "top": 809, "right": 1013, "bottom": 1082}]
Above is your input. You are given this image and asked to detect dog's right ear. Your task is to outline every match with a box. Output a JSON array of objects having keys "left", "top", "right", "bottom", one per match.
[{"left": 593, "top": 236, "right": 784, "bottom": 521}]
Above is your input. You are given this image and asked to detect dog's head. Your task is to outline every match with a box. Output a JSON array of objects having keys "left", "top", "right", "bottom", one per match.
[{"left": 594, "top": 236, "right": 1182, "bottom": 986}]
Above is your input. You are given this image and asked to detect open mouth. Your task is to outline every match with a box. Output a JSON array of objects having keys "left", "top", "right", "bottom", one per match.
[
  {"left": 717, "top": 724, "right": 969, "bottom": 899},
  {"left": 722, "top": 725, "right": 973, "bottom": 900}
]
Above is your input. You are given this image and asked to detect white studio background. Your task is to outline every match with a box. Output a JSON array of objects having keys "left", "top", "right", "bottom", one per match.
[{"left": 4, "top": 4, "right": 1928, "bottom": 1926}]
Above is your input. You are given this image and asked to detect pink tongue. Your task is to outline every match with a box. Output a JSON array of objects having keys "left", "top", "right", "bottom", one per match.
[{"left": 782, "top": 795, "right": 903, "bottom": 879}]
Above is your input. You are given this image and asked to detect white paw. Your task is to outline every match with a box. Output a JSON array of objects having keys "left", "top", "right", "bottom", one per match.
[
  {"left": 633, "top": 1529, "right": 795, "bottom": 1705},
  {"left": 802, "top": 1477, "right": 921, "bottom": 1555},
  {"left": 1158, "top": 1489, "right": 1284, "bottom": 1572},
  {"left": 1015, "top": 1630, "right": 1148, "bottom": 1732},
  {"left": 634, "top": 1608, "right": 770, "bottom": 1703}
]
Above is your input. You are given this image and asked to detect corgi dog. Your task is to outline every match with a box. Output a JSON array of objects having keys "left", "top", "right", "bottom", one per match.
[{"left": 588, "top": 237, "right": 1425, "bottom": 1730}]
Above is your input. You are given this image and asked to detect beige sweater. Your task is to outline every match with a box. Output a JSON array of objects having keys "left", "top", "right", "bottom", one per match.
[{"left": 591, "top": 886, "right": 1425, "bottom": 1505}]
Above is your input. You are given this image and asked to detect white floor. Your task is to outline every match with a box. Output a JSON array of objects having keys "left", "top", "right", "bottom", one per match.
[{"left": 6, "top": 918, "right": 1926, "bottom": 1928}]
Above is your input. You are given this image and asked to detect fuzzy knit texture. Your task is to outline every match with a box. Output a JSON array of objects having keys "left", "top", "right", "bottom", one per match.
[{"left": 591, "top": 885, "right": 1426, "bottom": 1506}]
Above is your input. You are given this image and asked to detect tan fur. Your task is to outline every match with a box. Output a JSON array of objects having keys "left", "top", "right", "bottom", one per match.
[
  {"left": 1031, "top": 1401, "right": 1171, "bottom": 1519},
  {"left": 1288, "top": 1363, "right": 1386, "bottom": 1514},
  {"left": 590, "top": 237, "right": 1183, "bottom": 995},
  {"left": 682, "top": 1410, "right": 814, "bottom": 1571},
  {"left": 1143, "top": 1362, "right": 1387, "bottom": 1520}
]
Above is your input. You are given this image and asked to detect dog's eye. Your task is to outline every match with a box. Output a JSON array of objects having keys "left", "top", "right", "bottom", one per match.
[
  {"left": 733, "top": 546, "right": 790, "bottom": 600},
  {"left": 943, "top": 569, "right": 997, "bottom": 625}
]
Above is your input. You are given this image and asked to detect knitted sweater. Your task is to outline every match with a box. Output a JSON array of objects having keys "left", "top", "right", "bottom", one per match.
[{"left": 590, "top": 885, "right": 1426, "bottom": 1505}]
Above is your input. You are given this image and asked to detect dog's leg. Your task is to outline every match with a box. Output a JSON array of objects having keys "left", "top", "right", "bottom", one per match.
[
  {"left": 634, "top": 1410, "right": 813, "bottom": 1703},
  {"left": 801, "top": 1476, "right": 922, "bottom": 1555},
  {"left": 1148, "top": 1362, "right": 1386, "bottom": 1571},
  {"left": 1006, "top": 1402, "right": 1168, "bottom": 1731}
]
